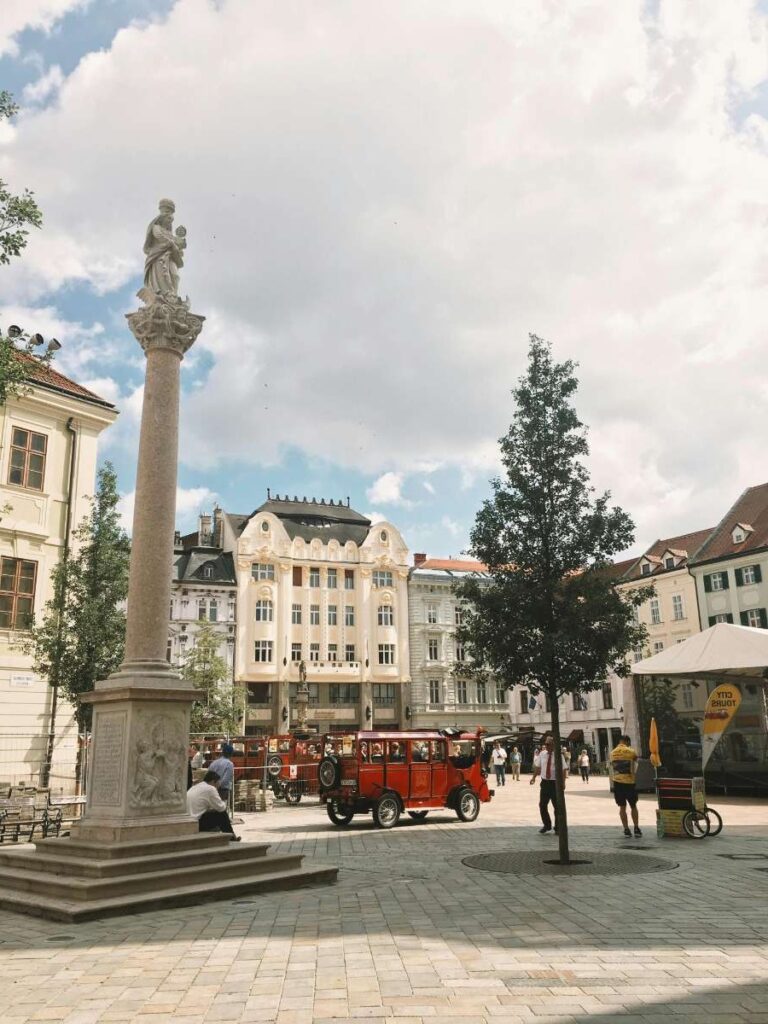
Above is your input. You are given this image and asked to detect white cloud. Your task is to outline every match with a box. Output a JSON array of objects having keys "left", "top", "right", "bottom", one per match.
[
  {"left": 118, "top": 485, "right": 217, "bottom": 536},
  {"left": 0, "top": 0, "right": 90, "bottom": 58},
  {"left": 366, "top": 472, "right": 411, "bottom": 507},
  {"left": 4, "top": 0, "right": 768, "bottom": 547},
  {"left": 22, "top": 65, "right": 64, "bottom": 105}
]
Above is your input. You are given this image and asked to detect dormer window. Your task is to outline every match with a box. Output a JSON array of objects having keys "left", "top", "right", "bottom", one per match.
[
  {"left": 733, "top": 527, "right": 746, "bottom": 544},
  {"left": 665, "top": 557, "right": 675, "bottom": 570},
  {"left": 202, "top": 565, "right": 213, "bottom": 579},
  {"left": 641, "top": 563, "right": 651, "bottom": 576}
]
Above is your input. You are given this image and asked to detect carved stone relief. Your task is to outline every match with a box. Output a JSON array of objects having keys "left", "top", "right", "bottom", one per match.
[{"left": 129, "top": 709, "right": 187, "bottom": 811}]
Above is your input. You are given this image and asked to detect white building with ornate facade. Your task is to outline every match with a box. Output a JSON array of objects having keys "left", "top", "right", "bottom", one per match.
[{"left": 228, "top": 495, "right": 411, "bottom": 733}]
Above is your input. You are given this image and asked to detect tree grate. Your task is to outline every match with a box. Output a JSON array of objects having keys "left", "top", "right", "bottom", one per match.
[{"left": 462, "top": 849, "right": 678, "bottom": 876}]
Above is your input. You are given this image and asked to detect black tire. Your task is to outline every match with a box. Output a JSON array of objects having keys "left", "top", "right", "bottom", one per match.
[
  {"left": 455, "top": 788, "right": 480, "bottom": 822},
  {"left": 373, "top": 793, "right": 401, "bottom": 830},
  {"left": 318, "top": 756, "right": 340, "bottom": 790},
  {"left": 267, "top": 754, "right": 283, "bottom": 778},
  {"left": 408, "top": 811, "right": 429, "bottom": 821},
  {"left": 683, "top": 809, "right": 710, "bottom": 838},
  {"left": 284, "top": 784, "right": 302, "bottom": 806},
  {"left": 705, "top": 807, "right": 723, "bottom": 837},
  {"left": 326, "top": 800, "right": 354, "bottom": 826}
]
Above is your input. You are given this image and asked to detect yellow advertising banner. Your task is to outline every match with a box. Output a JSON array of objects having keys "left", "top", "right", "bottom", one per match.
[{"left": 701, "top": 682, "right": 742, "bottom": 769}]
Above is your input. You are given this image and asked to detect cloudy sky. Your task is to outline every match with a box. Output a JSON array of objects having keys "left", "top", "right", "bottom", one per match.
[{"left": 2, "top": 1, "right": 768, "bottom": 559}]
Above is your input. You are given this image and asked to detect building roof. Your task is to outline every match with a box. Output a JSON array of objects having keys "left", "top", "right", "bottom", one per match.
[
  {"left": 417, "top": 558, "right": 487, "bottom": 573},
  {"left": 173, "top": 550, "right": 236, "bottom": 585},
  {"left": 689, "top": 483, "right": 768, "bottom": 566},
  {"left": 17, "top": 351, "right": 116, "bottom": 410},
  {"left": 247, "top": 495, "right": 372, "bottom": 546},
  {"left": 622, "top": 527, "right": 715, "bottom": 581},
  {"left": 596, "top": 556, "right": 638, "bottom": 582}
]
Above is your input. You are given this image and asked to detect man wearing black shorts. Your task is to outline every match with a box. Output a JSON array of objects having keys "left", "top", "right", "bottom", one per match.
[{"left": 610, "top": 734, "right": 641, "bottom": 837}]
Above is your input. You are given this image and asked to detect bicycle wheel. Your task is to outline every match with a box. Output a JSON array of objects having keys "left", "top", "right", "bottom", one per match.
[
  {"left": 705, "top": 806, "right": 723, "bottom": 837},
  {"left": 683, "top": 809, "right": 710, "bottom": 838}
]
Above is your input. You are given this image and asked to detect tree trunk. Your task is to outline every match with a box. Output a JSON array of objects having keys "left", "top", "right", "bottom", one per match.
[{"left": 549, "top": 685, "right": 570, "bottom": 865}]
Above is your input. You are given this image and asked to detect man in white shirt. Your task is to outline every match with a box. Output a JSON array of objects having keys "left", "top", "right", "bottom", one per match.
[
  {"left": 491, "top": 741, "right": 508, "bottom": 786},
  {"left": 186, "top": 770, "right": 240, "bottom": 841},
  {"left": 530, "top": 736, "right": 568, "bottom": 834}
]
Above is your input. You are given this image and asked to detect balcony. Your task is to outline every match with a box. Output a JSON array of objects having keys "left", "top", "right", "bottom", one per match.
[{"left": 306, "top": 661, "right": 361, "bottom": 677}]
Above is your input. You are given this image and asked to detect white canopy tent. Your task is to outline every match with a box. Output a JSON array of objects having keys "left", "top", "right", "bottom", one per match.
[{"left": 632, "top": 622, "right": 768, "bottom": 680}]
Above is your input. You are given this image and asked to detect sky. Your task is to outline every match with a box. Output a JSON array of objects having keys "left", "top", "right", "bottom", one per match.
[{"left": 2, "top": 1, "right": 768, "bottom": 561}]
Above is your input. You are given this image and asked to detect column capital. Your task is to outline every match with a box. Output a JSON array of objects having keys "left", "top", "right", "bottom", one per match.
[{"left": 126, "top": 294, "right": 205, "bottom": 358}]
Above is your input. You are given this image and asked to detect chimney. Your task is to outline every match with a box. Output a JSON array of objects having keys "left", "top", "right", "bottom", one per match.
[
  {"left": 212, "top": 505, "right": 223, "bottom": 548},
  {"left": 414, "top": 553, "right": 427, "bottom": 567},
  {"left": 199, "top": 513, "right": 212, "bottom": 546},
  {"left": 173, "top": 530, "right": 182, "bottom": 548}
]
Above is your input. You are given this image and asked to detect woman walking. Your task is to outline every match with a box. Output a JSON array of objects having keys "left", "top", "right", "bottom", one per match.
[{"left": 578, "top": 748, "right": 590, "bottom": 783}]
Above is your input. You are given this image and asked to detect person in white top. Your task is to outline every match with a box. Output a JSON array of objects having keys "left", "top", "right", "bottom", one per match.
[
  {"left": 578, "top": 748, "right": 590, "bottom": 783},
  {"left": 530, "top": 736, "right": 568, "bottom": 834},
  {"left": 186, "top": 770, "right": 240, "bottom": 840},
  {"left": 491, "top": 741, "right": 508, "bottom": 787}
]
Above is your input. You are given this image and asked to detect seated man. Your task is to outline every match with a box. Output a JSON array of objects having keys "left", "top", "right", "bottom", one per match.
[
  {"left": 389, "top": 742, "right": 405, "bottom": 763},
  {"left": 186, "top": 770, "right": 241, "bottom": 841}
]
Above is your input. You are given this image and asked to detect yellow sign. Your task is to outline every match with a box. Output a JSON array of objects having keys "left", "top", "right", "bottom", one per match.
[{"left": 702, "top": 683, "right": 742, "bottom": 769}]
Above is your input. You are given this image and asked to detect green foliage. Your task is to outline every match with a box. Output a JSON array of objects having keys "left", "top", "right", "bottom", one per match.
[
  {"left": 22, "top": 463, "right": 130, "bottom": 729},
  {"left": 637, "top": 676, "right": 683, "bottom": 749},
  {"left": 0, "top": 328, "right": 55, "bottom": 407},
  {"left": 184, "top": 623, "right": 243, "bottom": 734},
  {"left": 0, "top": 92, "right": 42, "bottom": 266}
]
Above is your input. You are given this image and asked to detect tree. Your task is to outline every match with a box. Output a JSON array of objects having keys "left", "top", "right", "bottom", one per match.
[
  {"left": 0, "top": 325, "right": 57, "bottom": 407},
  {"left": 184, "top": 623, "right": 243, "bottom": 734},
  {"left": 456, "top": 335, "right": 651, "bottom": 864},
  {"left": 0, "top": 92, "right": 43, "bottom": 265},
  {"left": 22, "top": 463, "right": 130, "bottom": 786}
]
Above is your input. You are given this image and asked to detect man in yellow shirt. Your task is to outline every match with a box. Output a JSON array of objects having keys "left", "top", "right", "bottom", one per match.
[{"left": 610, "top": 734, "right": 641, "bottom": 838}]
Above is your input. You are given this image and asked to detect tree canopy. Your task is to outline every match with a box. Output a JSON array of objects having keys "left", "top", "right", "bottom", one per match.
[
  {"left": 184, "top": 623, "right": 242, "bottom": 734},
  {"left": 0, "top": 92, "right": 42, "bottom": 266}
]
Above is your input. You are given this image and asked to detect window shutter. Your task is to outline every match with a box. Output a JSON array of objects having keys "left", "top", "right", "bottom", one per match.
[
  {"left": 704, "top": 574, "right": 712, "bottom": 593},
  {"left": 735, "top": 568, "right": 744, "bottom": 587},
  {"left": 740, "top": 611, "right": 749, "bottom": 626},
  {"left": 755, "top": 565, "right": 763, "bottom": 584},
  {"left": 708, "top": 616, "right": 716, "bottom": 627},
  {"left": 727, "top": 614, "right": 734, "bottom": 624},
  {"left": 722, "top": 572, "right": 729, "bottom": 590},
  {"left": 761, "top": 608, "right": 768, "bottom": 629}
]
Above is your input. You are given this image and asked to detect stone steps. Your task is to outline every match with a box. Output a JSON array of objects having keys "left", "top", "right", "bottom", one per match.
[
  {"left": 35, "top": 831, "right": 229, "bottom": 860},
  {"left": 0, "top": 863, "right": 338, "bottom": 923}
]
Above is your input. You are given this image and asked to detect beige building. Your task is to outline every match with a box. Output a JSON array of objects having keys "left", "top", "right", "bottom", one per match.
[
  {"left": 0, "top": 358, "right": 117, "bottom": 788},
  {"left": 229, "top": 495, "right": 411, "bottom": 733}
]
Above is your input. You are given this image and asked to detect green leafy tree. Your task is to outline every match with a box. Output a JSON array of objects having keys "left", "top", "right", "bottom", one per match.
[
  {"left": 0, "top": 92, "right": 43, "bottom": 265},
  {"left": 0, "top": 326, "right": 57, "bottom": 407},
  {"left": 22, "top": 463, "right": 130, "bottom": 785},
  {"left": 184, "top": 623, "right": 243, "bottom": 734},
  {"left": 636, "top": 675, "right": 683, "bottom": 758},
  {"left": 456, "top": 335, "right": 651, "bottom": 864}
]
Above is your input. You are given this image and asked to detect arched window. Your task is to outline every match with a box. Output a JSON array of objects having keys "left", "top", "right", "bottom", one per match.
[{"left": 255, "top": 599, "right": 274, "bottom": 623}]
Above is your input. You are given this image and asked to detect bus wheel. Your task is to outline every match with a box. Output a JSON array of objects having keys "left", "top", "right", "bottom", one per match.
[
  {"left": 284, "top": 785, "right": 302, "bottom": 805},
  {"left": 456, "top": 789, "right": 480, "bottom": 822},
  {"left": 373, "top": 794, "right": 401, "bottom": 829}
]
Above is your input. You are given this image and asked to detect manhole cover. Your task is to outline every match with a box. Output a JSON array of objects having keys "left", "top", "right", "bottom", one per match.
[{"left": 462, "top": 850, "right": 677, "bottom": 876}]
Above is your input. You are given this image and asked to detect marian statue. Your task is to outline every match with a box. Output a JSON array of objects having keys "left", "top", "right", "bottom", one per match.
[{"left": 142, "top": 198, "right": 187, "bottom": 299}]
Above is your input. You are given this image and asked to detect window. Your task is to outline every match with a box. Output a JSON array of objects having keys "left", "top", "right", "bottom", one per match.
[
  {"left": 380, "top": 530, "right": 388, "bottom": 542},
  {"left": 309, "top": 643, "right": 320, "bottom": 662},
  {"left": 650, "top": 598, "right": 661, "bottom": 625},
  {"left": 681, "top": 683, "right": 694, "bottom": 710},
  {"left": 291, "top": 643, "right": 302, "bottom": 662},
  {"left": 457, "top": 680, "right": 468, "bottom": 704},
  {"left": 254, "top": 640, "right": 273, "bottom": 662},
  {"left": 252, "top": 562, "right": 275, "bottom": 581},
  {"left": 344, "top": 569, "right": 354, "bottom": 590},
  {"left": 8, "top": 428, "right": 47, "bottom": 490},
  {"left": 496, "top": 682, "right": 506, "bottom": 704},
  {"left": 602, "top": 682, "right": 613, "bottom": 710},
  {"left": 709, "top": 613, "right": 733, "bottom": 625},
  {"left": 572, "top": 692, "right": 587, "bottom": 711},
  {"left": 741, "top": 608, "right": 768, "bottom": 629},
  {"left": 477, "top": 680, "right": 487, "bottom": 704},
  {"left": 202, "top": 565, "right": 213, "bottom": 579},
  {"left": 520, "top": 689, "right": 529, "bottom": 714},
  {"left": 345, "top": 643, "right": 356, "bottom": 662},
  {"left": 653, "top": 641, "right": 664, "bottom": 654},
  {"left": 254, "top": 599, "right": 273, "bottom": 622},
  {"left": 329, "top": 683, "right": 359, "bottom": 705},
  {"left": 665, "top": 556, "right": 675, "bottom": 569},
  {"left": 428, "top": 638, "right": 439, "bottom": 661},
  {"left": 378, "top": 643, "right": 396, "bottom": 665},
  {"left": 228, "top": 600, "right": 235, "bottom": 621},
  {"left": 197, "top": 598, "right": 207, "bottom": 621},
  {"left": 344, "top": 605, "right": 355, "bottom": 626},
  {"left": 208, "top": 598, "right": 218, "bottom": 622},
  {"left": 327, "top": 605, "right": 337, "bottom": 626},
  {"left": 426, "top": 603, "right": 437, "bottom": 624},
  {"left": 372, "top": 570, "right": 392, "bottom": 588},
  {"left": 454, "top": 606, "right": 464, "bottom": 626},
  {"left": 292, "top": 566, "right": 302, "bottom": 587},
  {"left": 309, "top": 567, "right": 320, "bottom": 587},
  {"left": 373, "top": 683, "right": 396, "bottom": 706},
  {"left": 246, "top": 682, "right": 272, "bottom": 705},
  {"left": 705, "top": 571, "right": 728, "bottom": 592},
  {"left": 633, "top": 646, "right": 643, "bottom": 662},
  {"left": 328, "top": 644, "right": 338, "bottom": 662},
  {"left": 429, "top": 679, "right": 441, "bottom": 704},
  {"left": 737, "top": 565, "right": 762, "bottom": 586},
  {"left": 378, "top": 604, "right": 394, "bottom": 626},
  {"left": 291, "top": 603, "right": 302, "bottom": 624},
  {"left": 544, "top": 693, "right": 552, "bottom": 713},
  {"left": 0, "top": 558, "right": 36, "bottom": 629},
  {"left": 455, "top": 641, "right": 466, "bottom": 663},
  {"left": 310, "top": 604, "right": 320, "bottom": 625},
  {"left": 641, "top": 563, "right": 651, "bottom": 575},
  {"left": 327, "top": 568, "right": 337, "bottom": 589},
  {"left": 672, "top": 594, "right": 684, "bottom": 621},
  {"left": 261, "top": 520, "right": 269, "bottom": 532}
]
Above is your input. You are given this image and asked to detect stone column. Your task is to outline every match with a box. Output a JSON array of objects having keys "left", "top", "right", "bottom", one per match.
[{"left": 73, "top": 211, "right": 205, "bottom": 844}]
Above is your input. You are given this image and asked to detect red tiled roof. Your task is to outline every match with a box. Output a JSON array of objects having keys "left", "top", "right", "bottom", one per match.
[
  {"left": 597, "top": 556, "right": 638, "bottom": 582},
  {"left": 417, "top": 558, "right": 487, "bottom": 572},
  {"left": 622, "top": 527, "right": 715, "bottom": 581},
  {"left": 690, "top": 483, "right": 768, "bottom": 565},
  {"left": 15, "top": 351, "right": 115, "bottom": 409}
]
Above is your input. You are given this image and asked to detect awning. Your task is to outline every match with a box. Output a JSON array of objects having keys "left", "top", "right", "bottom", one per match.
[
  {"left": 567, "top": 729, "right": 584, "bottom": 742},
  {"left": 632, "top": 622, "right": 768, "bottom": 679}
]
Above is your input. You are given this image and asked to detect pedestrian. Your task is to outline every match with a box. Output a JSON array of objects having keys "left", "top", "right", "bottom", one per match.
[
  {"left": 530, "top": 736, "right": 568, "bottom": 834},
  {"left": 610, "top": 733, "right": 642, "bottom": 838},
  {"left": 208, "top": 742, "right": 235, "bottom": 806},
  {"left": 509, "top": 746, "right": 522, "bottom": 781},
  {"left": 491, "top": 741, "right": 507, "bottom": 786},
  {"left": 578, "top": 748, "right": 590, "bottom": 783},
  {"left": 186, "top": 770, "right": 240, "bottom": 841},
  {"left": 189, "top": 742, "right": 205, "bottom": 769}
]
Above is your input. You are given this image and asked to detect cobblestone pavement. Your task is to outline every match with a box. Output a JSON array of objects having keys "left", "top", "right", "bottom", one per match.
[{"left": 2, "top": 777, "right": 768, "bottom": 1023}]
